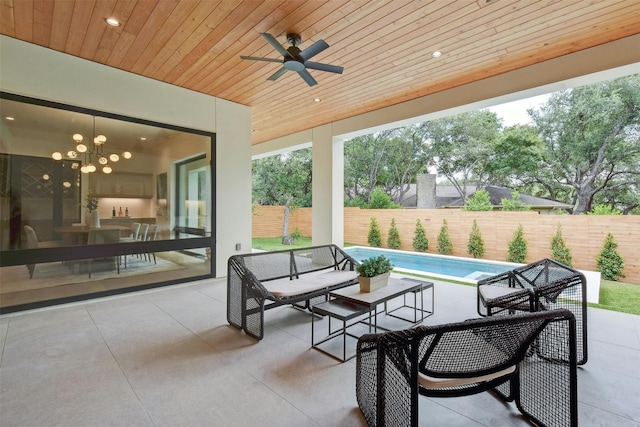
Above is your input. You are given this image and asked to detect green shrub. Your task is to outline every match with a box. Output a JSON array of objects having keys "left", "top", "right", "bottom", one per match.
[
  {"left": 597, "top": 233, "right": 625, "bottom": 281},
  {"left": 412, "top": 219, "right": 429, "bottom": 252},
  {"left": 437, "top": 219, "right": 453, "bottom": 255},
  {"left": 387, "top": 218, "right": 401, "bottom": 249},
  {"left": 551, "top": 225, "right": 572, "bottom": 266},
  {"left": 467, "top": 219, "right": 485, "bottom": 258},
  {"left": 368, "top": 188, "right": 401, "bottom": 209},
  {"left": 290, "top": 228, "right": 302, "bottom": 243},
  {"left": 507, "top": 224, "right": 527, "bottom": 263},
  {"left": 344, "top": 195, "right": 368, "bottom": 208},
  {"left": 501, "top": 190, "right": 531, "bottom": 211},
  {"left": 588, "top": 204, "right": 622, "bottom": 215},
  {"left": 367, "top": 217, "right": 382, "bottom": 247},
  {"left": 461, "top": 189, "right": 492, "bottom": 211}
]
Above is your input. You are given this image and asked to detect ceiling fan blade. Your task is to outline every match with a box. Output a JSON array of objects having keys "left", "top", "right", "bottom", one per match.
[
  {"left": 304, "top": 61, "right": 343, "bottom": 74},
  {"left": 299, "top": 39, "right": 329, "bottom": 61},
  {"left": 268, "top": 67, "right": 288, "bottom": 81},
  {"left": 261, "top": 32, "right": 291, "bottom": 58},
  {"left": 297, "top": 69, "right": 318, "bottom": 87},
  {"left": 240, "top": 56, "right": 283, "bottom": 63}
]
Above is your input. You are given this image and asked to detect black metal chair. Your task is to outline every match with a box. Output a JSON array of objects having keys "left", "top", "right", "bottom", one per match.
[
  {"left": 356, "top": 309, "right": 577, "bottom": 427},
  {"left": 477, "top": 258, "right": 587, "bottom": 365}
]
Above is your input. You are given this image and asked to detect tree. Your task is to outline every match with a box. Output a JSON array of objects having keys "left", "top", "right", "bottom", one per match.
[
  {"left": 252, "top": 148, "right": 312, "bottom": 244},
  {"left": 507, "top": 224, "right": 528, "bottom": 263},
  {"left": 379, "top": 125, "right": 430, "bottom": 205},
  {"left": 413, "top": 219, "right": 429, "bottom": 252},
  {"left": 461, "top": 189, "right": 492, "bottom": 211},
  {"left": 344, "top": 126, "right": 429, "bottom": 207},
  {"left": 529, "top": 75, "right": 640, "bottom": 214},
  {"left": 551, "top": 225, "right": 572, "bottom": 266},
  {"left": 437, "top": 219, "right": 453, "bottom": 255},
  {"left": 501, "top": 190, "right": 532, "bottom": 211},
  {"left": 367, "top": 217, "right": 382, "bottom": 247},
  {"left": 485, "top": 124, "right": 545, "bottom": 186},
  {"left": 344, "top": 129, "right": 398, "bottom": 204},
  {"left": 467, "top": 219, "right": 485, "bottom": 258},
  {"left": 422, "top": 110, "right": 502, "bottom": 202},
  {"left": 387, "top": 218, "right": 401, "bottom": 249},
  {"left": 597, "top": 233, "right": 625, "bottom": 281}
]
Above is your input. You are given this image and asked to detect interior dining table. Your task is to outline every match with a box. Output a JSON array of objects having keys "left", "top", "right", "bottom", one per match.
[{"left": 53, "top": 225, "right": 131, "bottom": 246}]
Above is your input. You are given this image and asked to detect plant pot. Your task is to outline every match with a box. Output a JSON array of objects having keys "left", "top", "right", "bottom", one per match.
[
  {"left": 358, "top": 272, "right": 390, "bottom": 293},
  {"left": 89, "top": 210, "right": 100, "bottom": 228}
]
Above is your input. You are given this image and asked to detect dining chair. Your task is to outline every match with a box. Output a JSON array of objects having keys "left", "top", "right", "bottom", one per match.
[
  {"left": 87, "top": 229, "right": 120, "bottom": 278},
  {"left": 145, "top": 224, "right": 159, "bottom": 263},
  {"left": 23, "top": 225, "right": 64, "bottom": 278},
  {"left": 136, "top": 223, "right": 149, "bottom": 260},
  {"left": 119, "top": 223, "right": 141, "bottom": 268}
]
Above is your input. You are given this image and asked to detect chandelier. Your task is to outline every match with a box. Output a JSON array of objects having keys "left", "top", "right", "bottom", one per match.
[{"left": 51, "top": 129, "right": 132, "bottom": 174}]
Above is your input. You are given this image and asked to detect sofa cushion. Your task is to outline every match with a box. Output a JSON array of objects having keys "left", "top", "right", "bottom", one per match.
[
  {"left": 418, "top": 365, "right": 516, "bottom": 390},
  {"left": 265, "top": 270, "right": 357, "bottom": 298}
]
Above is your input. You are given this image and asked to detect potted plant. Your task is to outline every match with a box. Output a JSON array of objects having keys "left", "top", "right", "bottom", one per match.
[{"left": 356, "top": 255, "right": 393, "bottom": 292}]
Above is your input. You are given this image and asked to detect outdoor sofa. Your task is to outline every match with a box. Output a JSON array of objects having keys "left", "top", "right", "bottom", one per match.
[
  {"left": 356, "top": 309, "right": 577, "bottom": 427},
  {"left": 227, "top": 244, "right": 358, "bottom": 340}
]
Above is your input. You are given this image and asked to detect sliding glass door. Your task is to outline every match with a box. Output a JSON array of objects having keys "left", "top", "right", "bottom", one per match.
[
  {"left": 174, "top": 155, "right": 211, "bottom": 259},
  {"left": 0, "top": 93, "right": 216, "bottom": 313}
]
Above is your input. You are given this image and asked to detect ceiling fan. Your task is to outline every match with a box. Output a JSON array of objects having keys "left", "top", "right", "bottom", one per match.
[{"left": 240, "top": 32, "right": 343, "bottom": 87}]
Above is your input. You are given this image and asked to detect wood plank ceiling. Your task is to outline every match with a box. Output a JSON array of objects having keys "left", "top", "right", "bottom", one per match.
[{"left": 1, "top": 0, "right": 639, "bottom": 145}]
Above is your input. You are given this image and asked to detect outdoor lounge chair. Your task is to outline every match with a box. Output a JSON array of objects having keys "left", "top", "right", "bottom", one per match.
[
  {"left": 477, "top": 258, "right": 587, "bottom": 365},
  {"left": 356, "top": 309, "right": 577, "bottom": 427}
]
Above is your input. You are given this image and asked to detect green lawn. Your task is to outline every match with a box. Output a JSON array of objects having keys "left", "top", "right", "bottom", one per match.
[
  {"left": 251, "top": 237, "right": 640, "bottom": 315},
  {"left": 251, "top": 236, "right": 313, "bottom": 251},
  {"left": 593, "top": 280, "right": 640, "bottom": 315}
]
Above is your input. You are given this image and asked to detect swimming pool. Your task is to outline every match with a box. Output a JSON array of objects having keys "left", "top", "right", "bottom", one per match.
[
  {"left": 344, "top": 246, "right": 520, "bottom": 283},
  {"left": 344, "top": 246, "right": 601, "bottom": 304}
]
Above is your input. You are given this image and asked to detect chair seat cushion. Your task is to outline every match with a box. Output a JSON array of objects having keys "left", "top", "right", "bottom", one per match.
[
  {"left": 418, "top": 365, "right": 516, "bottom": 389},
  {"left": 479, "top": 284, "right": 530, "bottom": 302},
  {"left": 265, "top": 270, "right": 357, "bottom": 298}
]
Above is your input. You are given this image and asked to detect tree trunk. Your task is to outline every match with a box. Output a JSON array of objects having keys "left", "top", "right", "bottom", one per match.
[
  {"left": 281, "top": 197, "right": 292, "bottom": 244},
  {"left": 573, "top": 183, "right": 595, "bottom": 215}
]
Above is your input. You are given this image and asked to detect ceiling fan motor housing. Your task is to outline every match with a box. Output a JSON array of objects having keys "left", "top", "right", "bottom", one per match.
[
  {"left": 284, "top": 57, "right": 305, "bottom": 71},
  {"left": 284, "top": 45, "right": 305, "bottom": 71}
]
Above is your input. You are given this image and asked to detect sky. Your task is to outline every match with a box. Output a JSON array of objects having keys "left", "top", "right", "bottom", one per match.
[{"left": 486, "top": 94, "right": 550, "bottom": 127}]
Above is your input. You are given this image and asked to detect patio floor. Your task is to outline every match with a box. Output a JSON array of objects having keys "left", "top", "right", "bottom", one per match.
[{"left": 1, "top": 273, "right": 639, "bottom": 426}]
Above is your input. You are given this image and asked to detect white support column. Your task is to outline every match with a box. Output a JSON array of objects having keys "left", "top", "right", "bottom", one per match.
[{"left": 312, "top": 124, "right": 344, "bottom": 247}]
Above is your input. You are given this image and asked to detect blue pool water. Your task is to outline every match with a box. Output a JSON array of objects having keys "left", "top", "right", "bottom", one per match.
[{"left": 345, "top": 246, "right": 519, "bottom": 282}]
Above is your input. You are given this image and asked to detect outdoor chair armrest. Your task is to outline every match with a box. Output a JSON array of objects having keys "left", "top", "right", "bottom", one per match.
[{"left": 356, "top": 330, "right": 419, "bottom": 427}]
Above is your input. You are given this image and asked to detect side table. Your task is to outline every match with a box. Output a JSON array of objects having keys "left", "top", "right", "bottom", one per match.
[
  {"left": 311, "top": 299, "right": 368, "bottom": 362},
  {"left": 384, "top": 277, "right": 434, "bottom": 323}
]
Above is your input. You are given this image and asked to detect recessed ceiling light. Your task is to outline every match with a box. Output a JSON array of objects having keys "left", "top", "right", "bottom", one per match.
[
  {"left": 5, "top": 116, "right": 15, "bottom": 120},
  {"left": 314, "top": 98, "right": 321, "bottom": 103},
  {"left": 140, "top": 137, "right": 147, "bottom": 141},
  {"left": 106, "top": 18, "right": 121, "bottom": 27},
  {"left": 432, "top": 51, "right": 442, "bottom": 58}
]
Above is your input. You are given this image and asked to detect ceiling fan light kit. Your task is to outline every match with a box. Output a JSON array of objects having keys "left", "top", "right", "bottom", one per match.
[{"left": 240, "top": 32, "right": 343, "bottom": 87}]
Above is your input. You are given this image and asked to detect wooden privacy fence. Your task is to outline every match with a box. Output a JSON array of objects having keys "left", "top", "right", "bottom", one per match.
[{"left": 252, "top": 205, "right": 640, "bottom": 284}]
